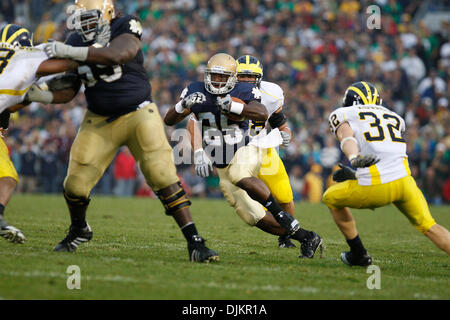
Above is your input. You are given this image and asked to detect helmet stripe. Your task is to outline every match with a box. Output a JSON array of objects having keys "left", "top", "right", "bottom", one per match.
[
  {"left": 1, "top": 24, "right": 12, "bottom": 43},
  {"left": 6, "top": 28, "right": 28, "bottom": 44},
  {"left": 361, "top": 81, "right": 372, "bottom": 104},
  {"left": 373, "top": 86, "right": 378, "bottom": 104},
  {"left": 349, "top": 86, "right": 369, "bottom": 105}
]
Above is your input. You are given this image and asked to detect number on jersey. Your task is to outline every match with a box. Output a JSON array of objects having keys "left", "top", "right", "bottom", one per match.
[{"left": 359, "top": 112, "right": 405, "bottom": 143}]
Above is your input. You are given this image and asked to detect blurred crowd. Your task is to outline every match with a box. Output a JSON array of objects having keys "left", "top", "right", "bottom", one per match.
[{"left": 1, "top": 0, "right": 449, "bottom": 204}]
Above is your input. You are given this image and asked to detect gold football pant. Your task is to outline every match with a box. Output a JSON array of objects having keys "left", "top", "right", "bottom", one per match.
[
  {"left": 322, "top": 175, "right": 436, "bottom": 234},
  {"left": 64, "top": 103, "right": 179, "bottom": 198},
  {"left": 0, "top": 137, "right": 18, "bottom": 182},
  {"left": 257, "top": 148, "right": 293, "bottom": 204}
]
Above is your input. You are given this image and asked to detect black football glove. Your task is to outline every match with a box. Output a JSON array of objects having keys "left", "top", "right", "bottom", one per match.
[
  {"left": 333, "top": 163, "right": 356, "bottom": 182},
  {"left": 350, "top": 154, "right": 380, "bottom": 168}
]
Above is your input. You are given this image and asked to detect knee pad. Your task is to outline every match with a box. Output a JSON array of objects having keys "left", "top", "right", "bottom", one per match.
[
  {"left": 63, "top": 189, "right": 90, "bottom": 207},
  {"left": 155, "top": 182, "right": 192, "bottom": 216}
]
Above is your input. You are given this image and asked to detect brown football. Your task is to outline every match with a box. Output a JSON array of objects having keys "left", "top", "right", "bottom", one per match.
[{"left": 226, "top": 97, "right": 246, "bottom": 122}]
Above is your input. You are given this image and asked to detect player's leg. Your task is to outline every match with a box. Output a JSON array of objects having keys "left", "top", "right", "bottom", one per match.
[
  {"left": 393, "top": 176, "right": 450, "bottom": 255},
  {"left": 54, "top": 111, "right": 121, "bottom": 252},
  {"left": 258, "top": 148, "right": 295, "bottom": 247},
  {"left": 228, "top": 146, "right": 322, "bottom": 258},
  {"left": 0, "top": 139, "right": 25, "bottom": 243},
  {"left": 127, "top": 103, "right": 218, "bottom": 262},
  {"left": 322, "top": 180, "right": 375, "bottom": 266}
]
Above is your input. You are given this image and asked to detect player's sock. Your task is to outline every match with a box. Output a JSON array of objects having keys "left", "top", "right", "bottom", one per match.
[
  {"left": 181, "top": 222, "right": 199, "bottom": 242},
  {"left": 291, "top": 228, "right": 314, "bottom": 242},
  {"left": 0, "top": 203, "right": 7, "bottom": 227},
  {"left": 346, "top": 234, "right": 367, "bottom": 255},
  {"left": 263, "top": 194, "right": 283, "bottom": 215}
]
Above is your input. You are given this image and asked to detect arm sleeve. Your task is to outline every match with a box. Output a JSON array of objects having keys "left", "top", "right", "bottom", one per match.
[{"left": 328, "top": 108, "right": 347, "bottom": 136}]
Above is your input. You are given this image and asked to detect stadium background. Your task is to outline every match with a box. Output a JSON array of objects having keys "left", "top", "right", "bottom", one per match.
[{"left": 1, "top": 0, "right": 449, "bottom": 204}]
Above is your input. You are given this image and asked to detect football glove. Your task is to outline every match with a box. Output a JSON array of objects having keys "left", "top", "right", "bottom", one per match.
[
  {"left": 43, "top": 40, "right": 88, "bottom": 62},
  {"left": 94, "top": 22, "right": 111, "bottom": 47},
  {"left": 333, "top": 163, "right": 356, "bottom": 182},
  {"left": 24, "top": 83, "right": 54, "bottom": 104},
  {"left": 182, "top": 92, "right": 206, "bottom": 109},
  {"left": 194, "top": 149, "right": 213, "bottom": 178},
  {"left": 280, "top": 130, "right": 291, "bottom": 147},
  {"left": 349, "top": 154, "right": 380, "bottom": 168},
  {"left": 216, "top": 94, "right": 232, "bottom": 114}
]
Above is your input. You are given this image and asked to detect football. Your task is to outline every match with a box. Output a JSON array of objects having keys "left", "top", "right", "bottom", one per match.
[{"left": 226, "top": 97, "right": 246, "bottom": 122}]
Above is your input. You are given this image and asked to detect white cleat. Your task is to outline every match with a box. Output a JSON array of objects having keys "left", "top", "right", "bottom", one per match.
[{"left": 0, "top": 225, "right": 26, "bottom": 244}]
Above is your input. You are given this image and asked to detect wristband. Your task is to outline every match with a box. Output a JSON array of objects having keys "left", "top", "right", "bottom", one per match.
[
  {"left": 348, "top": 154, "right": 357, "bottom": 162},
  {"left": 175, "top": 100, "right": 185, "bottom": 113},
  {"left": 229, "top": 101, "right": 244, "bottom": 115},
  {"left": 340, "top": 136, "right": 358, "bottom": 150}
]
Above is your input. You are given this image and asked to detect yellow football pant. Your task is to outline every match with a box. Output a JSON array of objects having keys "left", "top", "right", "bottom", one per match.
[
  {"left": 0, "top": 138, "right": 18, "bottom": 182},
  {"left": 257, "top": 148, "right": 293, "bottom": 204},
  {"left": 322, "top": 175, "right": 436, "bottom": 234}
]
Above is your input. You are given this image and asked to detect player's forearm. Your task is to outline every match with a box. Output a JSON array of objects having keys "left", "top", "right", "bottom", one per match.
[
  {"left": 336, "top": 123, "right": 359, "bottom": 160},
  {"left": 242, "top": 101, "right": 268, "bottom": 121},
  {"left": 187, "top": 119, "right": 203, "bottom": 151},
  {"left": 86, "top": 34, "right": 141, "bottom": 65},
  {"left": 36, "top": 59, "right": 78, "bottom": 77},
  {"left": 164, "top": 107, "right": 189, "bottom": 126}
]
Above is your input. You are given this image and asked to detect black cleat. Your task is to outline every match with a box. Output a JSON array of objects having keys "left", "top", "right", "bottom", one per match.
[
  {"left": 0, "top": 223, "right": 26, "bottom": 244},
  {"left": 278, "top": 234, "right": 296, "bottom": 248},
  {"left": 188, "top": 235, "right": 219, "bottom": 263},
  {"left": 340, "top": 251, "right": 372, "bottom": 266},
  {"left": 299, "top": 232, "right": 323, "bottom": 258},
  {"left": 53, "top": 224, "right": 93, "bottom": 252}
]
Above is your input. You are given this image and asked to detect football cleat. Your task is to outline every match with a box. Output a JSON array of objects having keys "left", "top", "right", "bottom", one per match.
[
  {"left": 53, "top": 223, "right": 93, "bottom": 252},
  {"left": 187, "top": 235, "right": 219, "bottom": 263},
  {"left": 0, "top": 224, "right": 26, "bottom": 244},
  {"left": 299, "top": 232, "right": 323, "bottom": 258},
  {"left": 340, "top": 251, "right": 372, "bottom": 267},
  {"left": 278, "top": 234, "right": 296, "bottom": 248}
]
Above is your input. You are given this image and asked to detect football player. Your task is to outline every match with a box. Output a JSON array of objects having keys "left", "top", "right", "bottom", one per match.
[
  {"left": 324, "top": 81, "right": 450, "bottom": 266},
  {"left": 166, "top": 53, "right": 322, "bottom": 259},
  {"left": 28, "top": 0, "right": 218, "bottom": 262},
  {"left": 0, "top": 24, "right": 78, "bottom": 243},
  {"left": 191, "top": 55, "right": 297, "bottom": 249}
]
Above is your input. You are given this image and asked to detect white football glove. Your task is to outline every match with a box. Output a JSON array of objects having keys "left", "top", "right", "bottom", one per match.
[
  {"left": 94, "top": 22, "right": 111, "bottom": 47},
  {"left": 43, "top": 40, "right": 89, "bottom": 61},
  {"left": 280, "top": 130, "right": 291, "bottom": 147},
  {"left": 216, "top": 94, "right": 232, "bottom": 114},
  {"left": 194, "top": 149, "right": 213, "bottom": 178},
  {"left": 24, "top": 83, "right": 54, "bottom": 104},
  {"left": 182, "top": 92, "right": 206, "bottom": 109}
]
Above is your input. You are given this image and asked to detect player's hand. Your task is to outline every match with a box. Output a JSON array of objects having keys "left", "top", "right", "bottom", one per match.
[
  {"left": 280, "top": 130, "right": 291, "bottom": 147},
  {"left": 43, "top": 41, "right": 88, "bottom": 61},
  {"left": 216, "top": 94, "right": 232, "bottom": 114},
  {"left": 0, "top": 128, "right": 7, "bottom": 139},
  {"left": 95, "top": 22, "right": 111, "bottom": 47},
  {"left": 349, "top": 154, "right": 380, "bottom": 168},
  {"left": 194, "top": 149, "right": 213, "bottom": 178},
  {"left": 24, "top": 83, "right": 53, "bottom": 104},
  {"left": 182, "top": 92, "right": 206, "bottom": 109},
  {"left": 333, "top": 163, "right": 356, "bottom": 182}
]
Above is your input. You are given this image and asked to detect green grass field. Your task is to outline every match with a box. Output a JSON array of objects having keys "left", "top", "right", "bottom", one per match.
[{"left": 0, "top": 194, "right": 449, "bottom": 300}]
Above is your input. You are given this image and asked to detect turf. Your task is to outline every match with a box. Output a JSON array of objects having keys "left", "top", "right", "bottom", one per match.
[{"left": 0, "top": 194, "right": 449, "bottom": 300}]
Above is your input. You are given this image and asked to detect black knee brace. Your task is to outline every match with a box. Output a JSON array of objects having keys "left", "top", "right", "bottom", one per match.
[
  {"left": 63, "top": 190, "right": 91, "bottom": 207},
  {"left": 155, "top": 182, "right": 192, "bottom": 215}
]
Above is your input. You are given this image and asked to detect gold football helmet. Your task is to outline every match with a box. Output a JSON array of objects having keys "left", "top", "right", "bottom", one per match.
[
  {"left": 71, "top": 0, "right": 115, "bottom": 42},
  {"left": 204, "top": 53, "right": 237, "bottom": 95}
]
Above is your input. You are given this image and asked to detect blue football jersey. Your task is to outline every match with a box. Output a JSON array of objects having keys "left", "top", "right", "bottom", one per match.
[
  {"left": 66, "top": 15, "right": 151, "bottom": 117},
  {"left": 182, "top": 81, "right": 262, "bottom": 168}
]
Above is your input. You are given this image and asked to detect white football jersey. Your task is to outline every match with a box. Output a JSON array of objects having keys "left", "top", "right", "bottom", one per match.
[
  {"left": 0, "top": 43, "right": 47, "bottom": 112},
  {"left": 329, "top": 104, "right": 410, "bottom": 186},
  {"left": 249, "top": 80, "right": 284, "bottom": 136}
]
